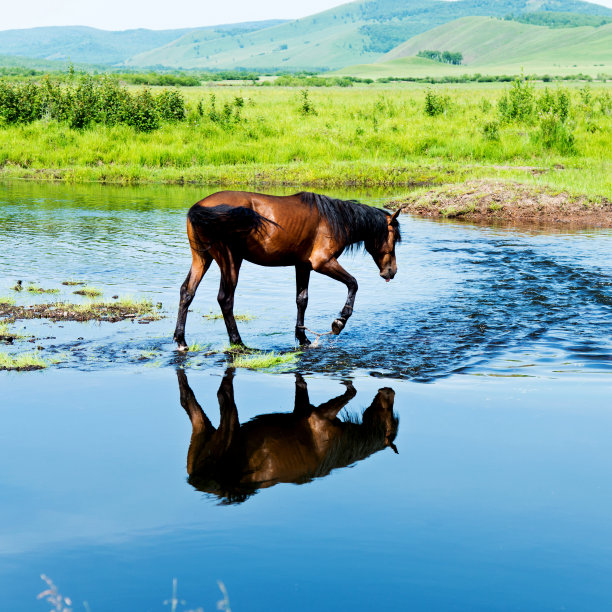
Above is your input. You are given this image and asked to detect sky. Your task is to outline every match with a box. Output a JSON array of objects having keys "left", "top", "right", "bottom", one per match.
[{"left": 1, "top": 0, "right": 612, "bottom": 31}]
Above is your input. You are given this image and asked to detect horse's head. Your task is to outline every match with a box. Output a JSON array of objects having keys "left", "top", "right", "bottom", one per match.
[{"left": 366, "top": 209, "right": 401, "bottom": 282}]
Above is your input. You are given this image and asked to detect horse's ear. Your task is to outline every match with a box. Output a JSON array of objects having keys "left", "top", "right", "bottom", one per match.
[{"left": 390, "top": 209, "right": 400, "bottom": 223}]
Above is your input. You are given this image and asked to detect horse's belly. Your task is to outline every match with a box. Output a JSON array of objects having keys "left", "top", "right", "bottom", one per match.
[
  {"left": 242, "top": 238, "right": 307, "bottom": 267},
  {"left": 243, "top": 252, "right": 301, "bottom": 267}
]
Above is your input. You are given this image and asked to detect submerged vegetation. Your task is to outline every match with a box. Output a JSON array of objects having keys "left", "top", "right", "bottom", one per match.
[{"left": 0, "top": 75, "right": 609, "bottom": 198}]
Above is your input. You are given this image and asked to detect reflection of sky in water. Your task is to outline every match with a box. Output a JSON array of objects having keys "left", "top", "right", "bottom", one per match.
[
  {"left": 1, "top": 370, "right": 612, "bottom": 610},
  {"left": 1, "top": 182, "right": 612, "bottom": 610}
]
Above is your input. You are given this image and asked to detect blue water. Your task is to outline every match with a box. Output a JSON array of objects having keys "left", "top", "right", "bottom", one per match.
[{"left": 1, "top": 182, "right": 612, "bottom": 610}]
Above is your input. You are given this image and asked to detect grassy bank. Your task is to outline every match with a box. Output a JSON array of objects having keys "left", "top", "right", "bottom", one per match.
[
  {"left": 0, "top": 82, "right": 611, "bottom": 198},
  {"left": 389, "top": 180, "right": 612, "bottom": 226}
]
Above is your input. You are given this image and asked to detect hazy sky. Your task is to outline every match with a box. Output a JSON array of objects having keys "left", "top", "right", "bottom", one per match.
[{"left": 1, "top": 0, "right": 612, "bottom": 31}]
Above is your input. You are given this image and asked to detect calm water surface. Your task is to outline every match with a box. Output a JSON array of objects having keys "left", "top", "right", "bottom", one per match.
[{"left": 1, "top": 181, "right": 611, "bottom": 610}]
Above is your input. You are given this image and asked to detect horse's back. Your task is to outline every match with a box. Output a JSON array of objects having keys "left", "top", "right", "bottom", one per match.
[{"left": 191, "top": 191, "right": 324, "bottom": 266}]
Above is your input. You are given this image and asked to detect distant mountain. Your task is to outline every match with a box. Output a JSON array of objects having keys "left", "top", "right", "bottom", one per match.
[
  {"left": 126, "top": 0, "right": 612, "bottom": 70},
  {"left": 0, "top": 0, "right": 610, "bottom": 71},
  {"left": 0, "top": 21, "right": 286, "bottom": 66}
]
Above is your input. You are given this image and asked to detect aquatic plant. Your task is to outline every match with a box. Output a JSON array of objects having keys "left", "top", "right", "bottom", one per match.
[
  {"left": 231, "top": 350, "right": 300, "bottom": 370},
  {"left": 73, "top": 286, "right": 103, "bottom": 297},
  {"left": 25, "top": 284, "right": 59, "bottom": 294},
  {"left": 0, "top": 350, "right": 48, "bottom": 371},
  {"left": 0, "top": 321, "right": 23, "bottom": 342}
]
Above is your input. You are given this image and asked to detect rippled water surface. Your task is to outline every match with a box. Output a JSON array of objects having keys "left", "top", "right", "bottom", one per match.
[{"left": 1, "top": 181, "right": 611, "bottom": 610}]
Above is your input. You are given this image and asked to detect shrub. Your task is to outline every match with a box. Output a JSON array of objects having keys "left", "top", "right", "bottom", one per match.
[
  {"left": 424, "top": 88, "right": 450, "bottom": 117},
  {"left": 127, "top": 88, "right": 160, "bottom": 132},
  {"left": 0, "top": 75, "right": 187, "bottom": 132},
  {"left": 482, "top": 120, "right": 500, "bottom": 141},
  {"left": 537, "top": 87, "right": 570, "bottom": 122},
  {"left": 596, "top": 91, "right": 611, "bottom": 116},
  {"left": 156, "top": 89, "right": 186, "bottom": 122},
  {"left": 498, "top": 76, "right": 535, "bottom": 123},
  {"left": 299, "top": 89, "right": 317, "bottom": 116},
  {"left": 534, "top": 110, "right": 575, "bottom": 153}
]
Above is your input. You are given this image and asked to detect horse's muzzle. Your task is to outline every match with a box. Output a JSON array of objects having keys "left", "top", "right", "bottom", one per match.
[{"left": 380, "top": 270, "right": 395, "bottom": 282}]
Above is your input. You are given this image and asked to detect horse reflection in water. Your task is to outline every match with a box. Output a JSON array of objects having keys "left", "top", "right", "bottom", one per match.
[{"left": 177, "top": 369, "right": 399, "bottom": 504}]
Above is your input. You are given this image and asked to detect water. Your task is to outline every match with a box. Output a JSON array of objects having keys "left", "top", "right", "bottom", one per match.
[{"left": 1, "top": 181, "right": 611, "bottom": 610}]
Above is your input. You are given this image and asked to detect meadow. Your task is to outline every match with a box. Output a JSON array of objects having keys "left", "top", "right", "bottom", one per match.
[{"left": 0, "top": 77, "right": 610, "bottom": 199}]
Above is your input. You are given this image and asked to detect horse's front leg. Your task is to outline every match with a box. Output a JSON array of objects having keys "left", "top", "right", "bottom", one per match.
[
  {"left": 295, "top": 264, "right": 311, "bottom": 346},
  {"left": 314, "top": 257, "right": 358, "bottom": 335},
  {"left": 174, "top": 253, "right": 213, "bottom": 351},
  {"left": 217, "top": 252, "right": 244, "bottom": 347}
]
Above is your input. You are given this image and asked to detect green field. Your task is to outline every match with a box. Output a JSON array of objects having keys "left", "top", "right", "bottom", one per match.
[
  {"left": 0, "top": 81, "right": 610, "bottom": 200},
  {"left": 336, "top": 17, "right": 612, "bottom": 79}
]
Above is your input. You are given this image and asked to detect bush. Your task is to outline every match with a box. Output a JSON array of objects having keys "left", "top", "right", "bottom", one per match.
[
  {"left": 537, "top": 87, "right": 570, "bottom": 122},
  {"left": 299, "top": 89, "right": 317, "bottom": 116},
  {"left": 482, "top": 120, "right": 500, "bottom": 141},
  {"left": 498, "top": 76, "right": 535, "bottom": 123},
  {"left": 127, "top": 88, "right": 160, "bottom": 132},
  {"left": 534, "top": 111, "right": 575, "bottom": 153},
  {"left": 424, "top": 88, "right": 450, "bottom": 117},
  {"left": 0, "top": 75, "right": 187, "bottom": 132},
  {"left": 156, "top": 89, "right": 186, "bottom": 122}
]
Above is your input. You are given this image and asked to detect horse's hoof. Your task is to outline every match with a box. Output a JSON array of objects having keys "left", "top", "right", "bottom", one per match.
[
  {"left": 332, "top": 318, "right": 345, "bottom": 335},
  {"left": 176, "top": 343, "right": 189, "bottom": 352}
]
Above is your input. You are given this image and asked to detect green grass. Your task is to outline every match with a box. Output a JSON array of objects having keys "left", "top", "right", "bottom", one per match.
[
  {"left": 0, "top": 350, "right": 48, "bottom": 370},
  {"left": 188, "top": 343, "right": 206, "bottom": 352},
  {"left": 0, "top": 83, "right": 610, "bottom": 199},
  {"left": 73, "top": 286, "right": 103, "bottom": 297},
  {"left": 76, "top": 296, "right": 161, "bottom": 319},
  {"left": 231, "top": 350, "right": 301, "bottom": 370},
  {"left": 25, "top": 284, "right": 59, "bottom": 294},
  {"left": 61, "top": 280, "right": 86, "bottom": 286},
  {"left": 0, "top": 296, "right": 16, "bottom": 305}
]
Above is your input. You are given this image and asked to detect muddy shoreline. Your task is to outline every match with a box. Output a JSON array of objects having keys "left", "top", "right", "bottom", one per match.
[
  {"left": 0, "top": 300, "right": 162, "bottom": 323},
  {"left": 389, "top": 181, "right": 612, "bottom": 228}
]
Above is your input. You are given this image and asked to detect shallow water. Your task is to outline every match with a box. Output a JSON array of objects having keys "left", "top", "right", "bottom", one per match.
[{"left": 1, "top": 181, "right": 612, "bottom": 610}]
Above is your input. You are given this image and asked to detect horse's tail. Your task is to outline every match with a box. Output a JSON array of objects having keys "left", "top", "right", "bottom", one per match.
[{"left": 187, "top": 204, "right": 278, "bottom": 253}]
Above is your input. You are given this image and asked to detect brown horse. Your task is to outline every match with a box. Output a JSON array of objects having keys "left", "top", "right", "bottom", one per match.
[
  {"left": 177, "top": 368, "right": 398, "bottom": 504},
  {"left": 173, "top": 191, "right": 401, "bottom": 349}
]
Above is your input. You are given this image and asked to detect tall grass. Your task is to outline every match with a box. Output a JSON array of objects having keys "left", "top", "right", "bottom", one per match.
[{"left": 0, "top": 80, "right": 610, "bottom": 197}]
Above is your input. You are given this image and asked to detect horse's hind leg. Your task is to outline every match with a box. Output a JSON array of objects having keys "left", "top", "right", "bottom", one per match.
[
  {"left": 217, "top": 251, "right": 244, "bottom": 347},
  {"left": 313, "top": 257, "right": 358, "bottom": 335},
  {"left": 174, "top": 252, "right": 213, "bottom": 351},
  {"left": 295, "top": 264, "right": 311, "bottom": 346},
  {"left": 177, "top": 369, "right": 216, "bottom": 475}
]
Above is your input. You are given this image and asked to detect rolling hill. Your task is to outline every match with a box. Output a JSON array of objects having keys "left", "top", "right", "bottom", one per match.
[
  {"left": 0, "top": 21, "right": 285, "bottom": 66},
  {"left": 0, "top": 0, "right": 610, "bottom": 71},
  {"left": 126, "top": 0, "right": 612, "bottom": 70},
  {"left": 336, "top": 16, "right": 612, "bottom": 77}
]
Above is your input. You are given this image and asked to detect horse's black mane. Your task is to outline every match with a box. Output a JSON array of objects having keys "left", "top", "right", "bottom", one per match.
[{"left": 297, "top": 192, "right": 401, "bottom": 252}]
